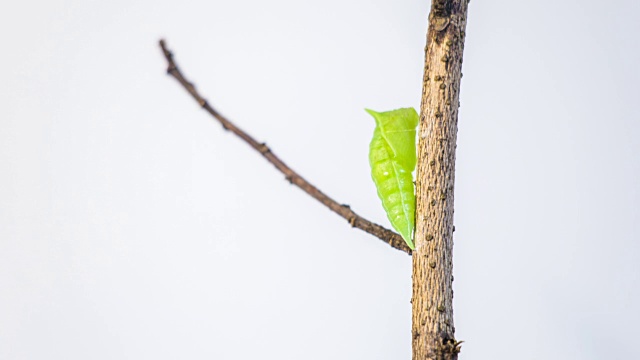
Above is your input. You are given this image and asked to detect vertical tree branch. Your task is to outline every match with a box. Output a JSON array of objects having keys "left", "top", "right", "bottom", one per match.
[{"left": 412, "top": 1, "right": 469, "bottom": 359}]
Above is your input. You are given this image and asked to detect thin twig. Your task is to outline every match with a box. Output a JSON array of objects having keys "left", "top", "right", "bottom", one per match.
[{"left": 159, "top": 39, "right": 411, "bottom": 255}]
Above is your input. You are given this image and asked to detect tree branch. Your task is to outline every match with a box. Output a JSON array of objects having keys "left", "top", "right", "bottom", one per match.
[
  {"left": 412, "top": 0, "right": 470, "bottom": 358},
  {"left": 159, "top": 40, "right": 411, "bottom": 255}
]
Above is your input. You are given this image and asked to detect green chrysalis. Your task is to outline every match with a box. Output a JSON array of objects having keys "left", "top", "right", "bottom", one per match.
[{"left": 366, "top": 108, "right": 418, "bottom": 249}]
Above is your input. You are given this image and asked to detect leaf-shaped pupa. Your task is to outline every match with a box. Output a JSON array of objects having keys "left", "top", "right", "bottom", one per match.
[{"left": 366, "top": 108, "right": 418, "bottom": 249}]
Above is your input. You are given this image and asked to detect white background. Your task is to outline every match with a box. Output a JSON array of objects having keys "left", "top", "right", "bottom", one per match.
[{"left": 2, "top": 0, "right": 639, "bottom": 359}]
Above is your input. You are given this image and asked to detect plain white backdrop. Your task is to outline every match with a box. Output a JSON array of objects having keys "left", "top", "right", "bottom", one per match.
[{"left": 2, "top": 0, "right": 639, "bottom": 359}]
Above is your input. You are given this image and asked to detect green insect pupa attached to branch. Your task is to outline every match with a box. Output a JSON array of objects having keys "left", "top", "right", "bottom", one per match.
[{"left": 366, "top": 108, "right": 418, "bottom": 249}]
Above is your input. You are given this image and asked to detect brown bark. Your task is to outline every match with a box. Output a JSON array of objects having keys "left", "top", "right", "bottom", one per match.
[{"left": 412, "top": 1, "right": 469, "bottom": 359}]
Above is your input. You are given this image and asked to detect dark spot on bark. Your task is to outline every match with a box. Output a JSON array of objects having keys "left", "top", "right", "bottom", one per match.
[{"left": 433, "top": 0, "right": 452, "bottom": 18}]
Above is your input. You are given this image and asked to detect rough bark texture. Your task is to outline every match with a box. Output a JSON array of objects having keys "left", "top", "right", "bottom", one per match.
[{"left": 412, "top": 1, "right": 469, "bottom": 359}]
